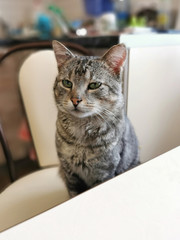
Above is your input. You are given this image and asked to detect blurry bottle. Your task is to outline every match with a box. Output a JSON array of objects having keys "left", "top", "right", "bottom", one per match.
[
  {"left": 157, "top": 0, "right": 171, "bottom": 31},
  {"left": 32, "top": 0, "right": 53, "bottom": 39},
  {"left": 113, "top": 0, "right": 130, "bottom": 30},
  {"left": 83, "top": 0, "right": 113, "bottom": 17}
]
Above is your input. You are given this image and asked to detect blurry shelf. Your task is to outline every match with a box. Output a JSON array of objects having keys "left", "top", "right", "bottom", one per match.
[{"left": 0, "top": 35, "right": 119, "bottom": 48}]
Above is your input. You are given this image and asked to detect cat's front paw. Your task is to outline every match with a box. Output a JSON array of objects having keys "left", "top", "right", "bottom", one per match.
[{"left": 68, "top": 190, "right": 79, "bottom": 198}]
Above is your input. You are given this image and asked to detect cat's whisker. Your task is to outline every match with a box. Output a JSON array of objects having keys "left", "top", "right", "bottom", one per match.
[
  {"left": 95, "top": 110, "right": 112, "bottom": 128},
  {"left": 102, "top": 107, "right": 116, "bottom": 117},
  {"left": 102, "top": 108, "right": 119, "bottom": 121}
]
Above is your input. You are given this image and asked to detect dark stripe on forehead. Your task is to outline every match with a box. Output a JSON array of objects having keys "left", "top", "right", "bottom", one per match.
[{"left": 75, "top": 58, "right": 89, "bottom": 76}]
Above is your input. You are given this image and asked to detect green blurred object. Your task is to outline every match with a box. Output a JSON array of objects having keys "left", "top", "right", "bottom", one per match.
[
  {"left": 48, "top": 4, "right": 75, "bottom": 36},
  {"left": 129, "top": 16, "right": 146, "bottom": 27}
]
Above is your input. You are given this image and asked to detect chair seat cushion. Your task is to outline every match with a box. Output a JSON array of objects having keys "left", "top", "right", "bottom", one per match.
[{"left": 0, "top": 167, "right": 69, "bottom": 232}]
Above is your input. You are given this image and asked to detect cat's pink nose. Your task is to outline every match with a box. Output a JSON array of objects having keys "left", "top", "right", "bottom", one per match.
[{"left": 71, "top": 97, "right": 82, "bottom": 107}]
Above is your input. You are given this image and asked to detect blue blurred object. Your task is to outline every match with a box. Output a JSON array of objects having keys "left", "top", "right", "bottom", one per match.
[
  {"left": 84, "top": 0, "right": 113, "bottom": 16},
  {"left": 36, "top": 14, "right": 53, "bottom": 39},
  {"left": 71, "top": 20, "right": 83, "bottom": 30}
]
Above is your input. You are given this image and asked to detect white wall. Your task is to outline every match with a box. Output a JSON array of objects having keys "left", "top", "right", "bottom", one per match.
[{"left": 126, "top": 43, "right": 180, "bottom": 162}]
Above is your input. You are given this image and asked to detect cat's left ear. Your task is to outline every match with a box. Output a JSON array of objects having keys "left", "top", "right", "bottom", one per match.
[
  {"left": 102, "top": 44, "right": 127, "bottom": 75},
  {"left": 52, "top": 40, "right": 75, "bottom": 68}
]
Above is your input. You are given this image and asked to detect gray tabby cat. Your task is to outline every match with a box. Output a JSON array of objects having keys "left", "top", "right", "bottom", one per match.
[{"left": 52, "top": 40, "right": 139, "bottom": 197}]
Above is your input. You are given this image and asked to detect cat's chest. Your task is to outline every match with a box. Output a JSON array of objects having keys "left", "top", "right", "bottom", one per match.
[
  {"left": 57, "top": 118, "right": 122, "bottom": 159},
  {"left": 59, "top": 143, "right": 94, "bottom": 179},
  {"left": 59, "top": 139, "right": 99, "bottom": 161},
  {"left": 58, "top": 132, "right": 120, "bottom": 177},
  {"left": 60, "top": 141, "right": 121, "bottom": 186},
  {"left": 57, "top": 123, "right": 123, "bottom": 185}
]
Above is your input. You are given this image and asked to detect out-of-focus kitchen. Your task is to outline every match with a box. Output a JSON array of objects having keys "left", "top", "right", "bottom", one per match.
[
  {"left": 0, "top": 0, "right": 180, "bottom": 191},
  {"left": 0, "top": 0, "right": 180, "bottom": 40}
]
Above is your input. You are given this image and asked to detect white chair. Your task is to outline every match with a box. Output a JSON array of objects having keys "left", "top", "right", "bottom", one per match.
[{"left": 0, "top": 50, "right": 70, "bottom": 232}]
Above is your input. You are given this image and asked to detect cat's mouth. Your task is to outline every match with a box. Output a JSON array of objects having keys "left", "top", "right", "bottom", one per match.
[
  {"left": 71, "top": 108, "right": 84, "bottom": 116},
  {"left": 73, "top": 109, "right": 81, "bottom": 114}
]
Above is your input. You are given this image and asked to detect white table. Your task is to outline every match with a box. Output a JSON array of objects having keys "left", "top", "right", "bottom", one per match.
[{"left": 1, "top": 146, "right": 180, "bottom": 240}]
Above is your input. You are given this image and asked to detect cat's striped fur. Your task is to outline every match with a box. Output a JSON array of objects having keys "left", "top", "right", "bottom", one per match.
[{"left": 52, "top": 41, "right": 139, "bottom": 197}]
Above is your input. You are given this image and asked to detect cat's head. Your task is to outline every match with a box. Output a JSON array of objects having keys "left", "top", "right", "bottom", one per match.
[{"left": 52, "top": 41, "right": 126, "bottom": 119}]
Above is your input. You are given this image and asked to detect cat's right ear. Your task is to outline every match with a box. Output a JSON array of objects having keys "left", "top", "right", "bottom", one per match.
[
  {"left": 52, "top": 41, "right": 74, "bottom": 68},
  {"left": 102, "top": 44, "right": 127, "bottom": 75}
]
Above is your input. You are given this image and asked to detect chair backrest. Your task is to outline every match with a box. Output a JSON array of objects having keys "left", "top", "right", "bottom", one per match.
[{"left": 19, "top": 50, "right": 59, "bottom": 167}]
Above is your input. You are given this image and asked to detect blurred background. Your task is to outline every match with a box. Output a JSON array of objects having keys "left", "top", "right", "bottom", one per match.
[{"left": 0, "top": 0, "right": 180, "bottom": 40}]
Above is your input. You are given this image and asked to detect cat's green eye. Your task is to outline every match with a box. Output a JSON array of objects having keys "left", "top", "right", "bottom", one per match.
[
  {"left": 88, "top": 82, "right": 102, "bottom": 90},
  {"left": 62, "top": 80, "right": 72, "bottom": 88}
]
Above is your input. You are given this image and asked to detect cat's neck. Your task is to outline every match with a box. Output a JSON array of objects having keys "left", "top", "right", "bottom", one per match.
[{"left": 57, "top": 109, "right": 125, "bottom": 144}]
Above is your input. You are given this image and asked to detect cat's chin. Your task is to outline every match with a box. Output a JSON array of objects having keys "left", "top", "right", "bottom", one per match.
[{"left": 70, "top": 110, "right": 92, "bottom": 118}]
